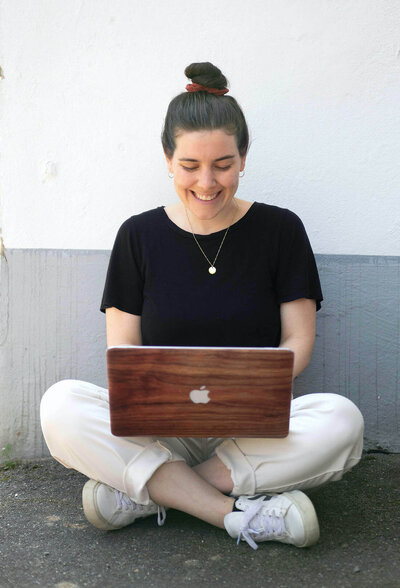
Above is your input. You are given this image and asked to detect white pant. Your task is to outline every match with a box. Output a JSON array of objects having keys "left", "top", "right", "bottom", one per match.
[{"left": 40, "top": 380, "right": 364, "bottom": 505}]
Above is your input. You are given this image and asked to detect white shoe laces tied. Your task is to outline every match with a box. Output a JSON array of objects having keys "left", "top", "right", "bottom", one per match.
[
  {"left": 115, "top": 491, "right": 137, "bottom": 511},
  {"left": 238, "top": 500, "right": 286, "bottom": 550},
  {"left": 114, "top": 491, "right": 167, "bottom": 526}
]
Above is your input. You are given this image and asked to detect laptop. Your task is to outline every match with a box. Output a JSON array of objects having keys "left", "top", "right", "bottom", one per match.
[{"left": 107, "top": 346, "right": 294, "bottom": 438}]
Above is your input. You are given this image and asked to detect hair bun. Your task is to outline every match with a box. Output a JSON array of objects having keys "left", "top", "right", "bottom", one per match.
[{"left": 184, "top": 62, "right": 228, "bottom": 90}]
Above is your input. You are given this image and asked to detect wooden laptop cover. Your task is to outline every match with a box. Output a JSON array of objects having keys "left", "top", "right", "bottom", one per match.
[{"left": 107, "top": 346, "right": 294, "bottom": 438}]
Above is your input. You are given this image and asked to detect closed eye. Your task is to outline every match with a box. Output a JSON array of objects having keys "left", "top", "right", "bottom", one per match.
[{"left": 181, "top": 165, "right": 232, "bottom": 171}]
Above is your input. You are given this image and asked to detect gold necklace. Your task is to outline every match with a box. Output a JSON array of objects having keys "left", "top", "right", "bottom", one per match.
[{"left": 185, "top": 200, "right": 238, "bottom": 275}]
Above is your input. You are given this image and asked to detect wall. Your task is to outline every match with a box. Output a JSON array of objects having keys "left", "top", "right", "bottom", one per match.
[{"left": 0, "top": 1, "right": 399, "bottom": 456}]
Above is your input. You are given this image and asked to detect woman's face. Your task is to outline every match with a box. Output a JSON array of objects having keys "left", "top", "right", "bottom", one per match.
[{"left": 165, "top": 129, "right": 246, "bottom": 223}]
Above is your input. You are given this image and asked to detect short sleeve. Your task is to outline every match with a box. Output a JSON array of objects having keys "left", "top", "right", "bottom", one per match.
[
  {"left": 100, "top": 218, "right": 144, "bottom": 315},
  {"left": 275, "top": 210, "right": 323, "bottom": 311}
]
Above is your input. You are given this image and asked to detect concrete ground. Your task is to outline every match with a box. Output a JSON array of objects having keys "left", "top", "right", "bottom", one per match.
[{"left": 0, "top": 453, "right": 399, "bottom": 588}]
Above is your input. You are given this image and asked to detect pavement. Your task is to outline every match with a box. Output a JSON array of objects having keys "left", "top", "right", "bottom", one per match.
[{"left": 0, "top": 453, "right": 399, "bottom": 588}]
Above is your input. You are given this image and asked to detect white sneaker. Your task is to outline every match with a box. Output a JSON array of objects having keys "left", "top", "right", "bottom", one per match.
[
  {"left": 224, "top": 491, "right": 320, "bottom": 550},
  {"left": 82, "top": 479, "right": 167, "bottom": 530}
]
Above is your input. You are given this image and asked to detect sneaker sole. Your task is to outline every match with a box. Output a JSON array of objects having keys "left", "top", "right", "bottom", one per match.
[
  {"left": 82, "top": 479, "right": 123, "bottom": 531},
  {"left": 284, "top": 490, "right": 320, "bottom": 547}
]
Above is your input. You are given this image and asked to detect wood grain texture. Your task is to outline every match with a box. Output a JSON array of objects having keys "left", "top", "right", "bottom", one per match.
[{"left": 107, "top": 347, "right": 294, "bottom": 437}]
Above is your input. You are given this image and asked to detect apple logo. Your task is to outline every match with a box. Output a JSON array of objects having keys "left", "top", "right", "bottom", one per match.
[{"left": 189, "top": 385, "right": 210, "bottom": 404}]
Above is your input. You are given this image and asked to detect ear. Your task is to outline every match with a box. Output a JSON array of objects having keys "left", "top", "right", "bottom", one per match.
[
  {"left": 164, "top": 153, "right": 173, "bottom": 174},
  {"left": 240, "top": 155, "right": 247, "bottom": 172}
]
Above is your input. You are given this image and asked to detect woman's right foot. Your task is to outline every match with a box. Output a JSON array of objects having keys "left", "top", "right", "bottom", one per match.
[{"left": 82, "top": 479, "right": 166, "bottom": 530}]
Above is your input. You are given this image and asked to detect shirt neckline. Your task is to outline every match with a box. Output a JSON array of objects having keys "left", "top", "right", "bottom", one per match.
[{"left": 160, "top": 202, "right": 258, "bottom": 240}]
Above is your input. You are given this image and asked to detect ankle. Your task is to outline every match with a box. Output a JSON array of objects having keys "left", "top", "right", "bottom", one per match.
[{"left": 215, "top": 496, "right": 236, "bottom": 528}]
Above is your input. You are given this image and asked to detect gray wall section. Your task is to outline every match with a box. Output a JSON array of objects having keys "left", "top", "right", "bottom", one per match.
[
  {"left": 296, "top": 254, "right": 400, "bottom": 452},
  {"left": 0, "top": 250, "right": 399, "bottom": 458}
]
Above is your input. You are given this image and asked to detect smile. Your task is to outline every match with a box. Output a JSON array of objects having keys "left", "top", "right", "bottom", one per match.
[{"left": 191, "top": 190, "right": 221, "bottom": 201}]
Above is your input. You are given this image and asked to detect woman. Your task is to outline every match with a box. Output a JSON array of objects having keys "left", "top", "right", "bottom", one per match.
[{"left": 40, "top": 62, "right": 364, "bottom": 550}]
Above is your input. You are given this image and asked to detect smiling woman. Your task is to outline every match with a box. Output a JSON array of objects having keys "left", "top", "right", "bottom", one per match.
[
  {"left": 162, "top": 62, "right": 249, "bottom": 235},
  {"left": 165, "top": 129, "right": 247, "bottom": 234},
  {"left": 40, "top": 61, "right": 364, "bottom": 552}
]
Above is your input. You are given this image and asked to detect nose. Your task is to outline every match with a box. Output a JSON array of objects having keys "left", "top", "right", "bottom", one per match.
[{"left": 196, "top": 167, "right": 217, "bottom": 191}]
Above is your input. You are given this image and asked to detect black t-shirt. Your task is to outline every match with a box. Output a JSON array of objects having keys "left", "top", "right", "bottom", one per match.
[{"left": 100, "top": 202, "right": 323, "bottom": 347}]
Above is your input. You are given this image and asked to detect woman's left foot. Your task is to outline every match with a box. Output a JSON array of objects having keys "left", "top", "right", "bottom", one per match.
[{"left": 224, "top": 490, "right": 320, "bottom": 549}]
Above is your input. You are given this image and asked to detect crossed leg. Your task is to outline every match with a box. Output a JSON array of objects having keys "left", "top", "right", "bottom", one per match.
[
  {"left": 147, "top": 458, "right": 234, "bottom": 528},
  {"left": 41, "top": 381, "right": 364, "bottom": 533}
]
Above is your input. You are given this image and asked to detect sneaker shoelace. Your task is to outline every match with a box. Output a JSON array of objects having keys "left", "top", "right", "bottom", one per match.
[
  {"left": 238, "top": 500, "right": 286, "bottom": 550},
  {"left": 114, "top": 490, "right": 167, "bottom": 526},
  {"left": 157, "top": 506, "right": 167, "bottom": 526}
]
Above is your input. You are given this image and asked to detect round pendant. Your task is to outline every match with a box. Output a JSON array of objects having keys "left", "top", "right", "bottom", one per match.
[{"left": 209, "top": 266, "right": 216, "bottom": 275}]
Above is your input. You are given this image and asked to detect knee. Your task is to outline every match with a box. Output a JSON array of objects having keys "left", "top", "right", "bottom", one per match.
[
  {"left": 40, "top": 379, "right": 85, "bottom": 439},
  {"left": 322, "top": 393, "right": 364, "bottom": 449},
  {"left": 294, "top": 393, "right": 364, "bottom": 453}
]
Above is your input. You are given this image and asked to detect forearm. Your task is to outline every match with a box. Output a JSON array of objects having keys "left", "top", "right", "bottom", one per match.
[
  {"left": 279, "top": 336, "right": 314, "bottom": 379},
  {"left": 279, "top": 298, "right": 317, "bottom": 379}
]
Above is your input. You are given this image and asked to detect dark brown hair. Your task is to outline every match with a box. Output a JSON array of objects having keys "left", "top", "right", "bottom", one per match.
[{"left": 161, "top": 62, "right": 249, "bottom": 159}]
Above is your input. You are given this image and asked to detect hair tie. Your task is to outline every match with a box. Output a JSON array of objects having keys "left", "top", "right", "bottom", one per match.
[{"left": 186, "top": 83, "right": 229, "bottom": 95}]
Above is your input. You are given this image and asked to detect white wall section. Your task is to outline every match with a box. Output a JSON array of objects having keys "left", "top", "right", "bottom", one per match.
[
  {"left": 0, "top": 0, "right": 399, "bottom": 254},
  {"left": 1, "top": 2, "right": 400, "bottom": 457}
]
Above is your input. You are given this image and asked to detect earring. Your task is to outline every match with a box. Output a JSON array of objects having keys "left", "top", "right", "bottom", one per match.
[
  {"left": 168, "top": 172, "right": 174, "bottom": 178},
  {"left": 239, "top": 170, "right": 245, "bottom": 178}
]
